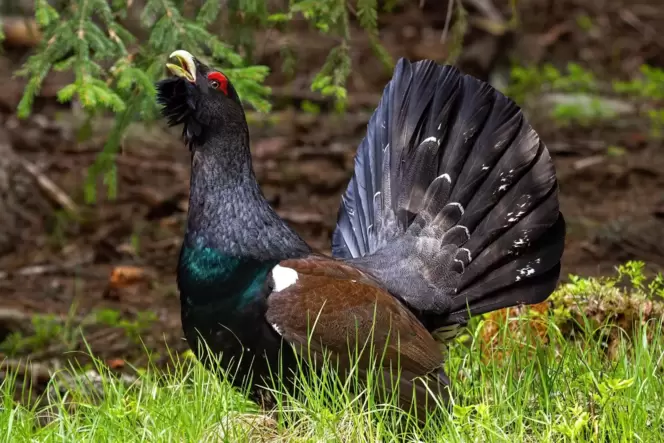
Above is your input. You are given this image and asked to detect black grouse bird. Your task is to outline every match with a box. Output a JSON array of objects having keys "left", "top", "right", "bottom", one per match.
[{"left": 156, "top": 49, "right": 566, "bottom": 417}]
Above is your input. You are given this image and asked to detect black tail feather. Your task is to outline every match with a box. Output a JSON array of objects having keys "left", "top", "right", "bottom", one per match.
[
  {"left": 448, "top": 212, "right": 566, "bottom": 324},
  {"left": 333, "top": 58, "right": 565, "bottom": 329}
]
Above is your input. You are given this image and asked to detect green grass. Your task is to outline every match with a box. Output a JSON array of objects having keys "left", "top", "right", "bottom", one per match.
[{"left": 2, "top": 265, "right": 664, "bottom": 442}]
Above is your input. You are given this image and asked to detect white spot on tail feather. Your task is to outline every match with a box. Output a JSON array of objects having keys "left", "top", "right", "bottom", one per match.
[
  {"left": 513, "top": 237, "right": 528, "bottom": 247},
  {"left": 507, "top": 210, "right": 527, "bottom": 223},
  {"left": 515, "top": 258, "right": 541, "bottom": 281},
  {"left": 519, "top": 266, "right": 535, "bottom": 276},
  {"left": 272, "top": 265, "right": 298, "bottom": 292},
  {"left": 511, "top": 229, "right": 532, "bottom": 252},
  {"left": 515, "top": 264, "right": 536, "bottom": 282}
]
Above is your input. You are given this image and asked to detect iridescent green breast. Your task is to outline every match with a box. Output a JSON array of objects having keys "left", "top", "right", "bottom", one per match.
[{"left": 178, "top": 244, "right": 277, "bottom": 308}]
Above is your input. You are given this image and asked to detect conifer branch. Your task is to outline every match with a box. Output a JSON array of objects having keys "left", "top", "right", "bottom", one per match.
[{"left": 15, "top": 0, "right": 387, "bottom": 201}]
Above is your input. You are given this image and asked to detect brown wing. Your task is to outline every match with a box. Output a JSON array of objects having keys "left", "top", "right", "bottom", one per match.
[{"left": 265, "top": 255, "right": 449, "bottom": 417}]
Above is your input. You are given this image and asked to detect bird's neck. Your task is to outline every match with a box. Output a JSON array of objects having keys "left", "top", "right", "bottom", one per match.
[{"left": 178, "top": 128, "right": 310, "bottom": 306}]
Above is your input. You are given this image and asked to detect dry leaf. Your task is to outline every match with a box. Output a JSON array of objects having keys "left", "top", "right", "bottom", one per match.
[
  {"left": 106, "top": 358, "right": 125, "bottom": 369},
  {"left": 108, "top": 266, "right": 150, "bottom": 289}
]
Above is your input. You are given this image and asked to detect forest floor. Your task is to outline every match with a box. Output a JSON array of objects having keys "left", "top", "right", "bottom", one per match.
[{"left": 0, "top": 0, "right": 663, "bottom": 381}]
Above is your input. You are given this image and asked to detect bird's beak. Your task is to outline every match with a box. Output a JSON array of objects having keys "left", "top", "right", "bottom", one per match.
[{"left": 166, "top": 50, "right": 196, "bottom": 83}]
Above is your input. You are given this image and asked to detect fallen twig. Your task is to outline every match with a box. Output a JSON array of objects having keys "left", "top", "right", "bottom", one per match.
[
  {"left": 0, "top": 255, "right": 94, "bottom": 280},
  {"left": 573, "top": 155, "right": 606, "bottom": 171},
  {"left": 18, "top": 156, "right": 81, "bottom": 219}
]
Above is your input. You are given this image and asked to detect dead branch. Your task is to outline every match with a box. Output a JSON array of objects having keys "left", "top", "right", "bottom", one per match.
[{"left": 17, "top": 156, "right": 81, "bottom": 218}]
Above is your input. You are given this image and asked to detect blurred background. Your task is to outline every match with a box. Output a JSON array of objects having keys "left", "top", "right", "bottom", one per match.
[{"left": 0, "top": 0, "right": 662, "bottom": 375}]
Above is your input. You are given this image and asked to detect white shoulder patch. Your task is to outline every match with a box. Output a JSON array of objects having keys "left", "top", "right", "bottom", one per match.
[
  {"left": 270, "top": 322, "right": 284, "bottom": 336},
  {"left": 271, "top": 265, "right": 298, "bottom": 292}
]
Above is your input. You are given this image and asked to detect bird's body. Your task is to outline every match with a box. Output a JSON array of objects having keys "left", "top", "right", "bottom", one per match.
[{"left": 157, "top": 51, "right": 565, "bottom": 418}]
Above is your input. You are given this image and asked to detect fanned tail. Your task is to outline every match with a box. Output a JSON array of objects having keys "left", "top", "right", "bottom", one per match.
[{"left": 332, "top": 58, "right": 565, "bottom": 329}]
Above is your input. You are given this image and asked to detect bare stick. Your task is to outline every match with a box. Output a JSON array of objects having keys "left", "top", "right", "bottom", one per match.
[{"left": 18, "top": 156, "right": 81, "bottom": 218}]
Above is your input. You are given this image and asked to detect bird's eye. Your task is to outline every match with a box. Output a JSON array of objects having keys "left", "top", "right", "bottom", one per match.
[{"left": 207, "top": 71, "right": 228, "bottom": 95}]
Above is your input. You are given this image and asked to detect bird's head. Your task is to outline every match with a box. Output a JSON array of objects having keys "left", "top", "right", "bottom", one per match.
[{"left": 156, "top": 49, "right": 245, "bottom": 148}]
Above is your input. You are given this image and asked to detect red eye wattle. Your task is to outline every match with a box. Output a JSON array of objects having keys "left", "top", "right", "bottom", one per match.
[{"left": 207, "top": 71, "right": 228, "bottom": 95}]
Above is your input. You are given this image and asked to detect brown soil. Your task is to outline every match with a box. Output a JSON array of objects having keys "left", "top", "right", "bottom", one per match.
[{"left": 0, "top": 0, "right": 662, "bottom": 371}]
